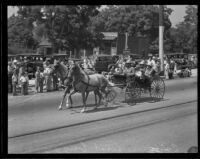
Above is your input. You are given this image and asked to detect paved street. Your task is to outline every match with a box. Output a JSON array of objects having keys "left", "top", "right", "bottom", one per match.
[{"left": 8, "top": 69, "right": 197, "bottom": 153}]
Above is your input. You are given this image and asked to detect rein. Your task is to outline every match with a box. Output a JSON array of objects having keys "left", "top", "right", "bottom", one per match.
[
  {"left": 80, "top": 74, "right": 100, "bottom": 89},
  {"left": 72, "top": 67, "right": 100, "bottom": 90}
]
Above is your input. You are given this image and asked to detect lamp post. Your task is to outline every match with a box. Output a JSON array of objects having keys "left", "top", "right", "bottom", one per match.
[
  {"left": 125, "top": 32, "right": 128, "bottom": 50},
  {"left": 159, "top": 5, "right": 164, "bottom": 72}
]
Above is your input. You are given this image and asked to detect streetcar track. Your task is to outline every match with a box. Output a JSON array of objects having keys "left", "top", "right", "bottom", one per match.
[
  {"left": 35, "top": 111, "right": 197, "bottom": 153},
  {"left": 9, "top": 104, "right": 196, "bottom": 153},
  {"left": 8, "top": 100, "right": 197, "bottom": 139}
]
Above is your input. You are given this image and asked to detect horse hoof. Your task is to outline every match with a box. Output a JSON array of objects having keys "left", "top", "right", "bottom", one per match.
[
  {"left": 80, "top": 109, "right": 85, "bottom": 113},
  {"left": 58, "top": 107, "right": 62, "bottom": 110}
]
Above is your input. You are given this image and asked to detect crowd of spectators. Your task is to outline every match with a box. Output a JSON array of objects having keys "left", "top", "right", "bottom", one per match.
[
  {"left": 8, "top": 57, "right": 59, "bottom": 96},
  {"left": 8, "top": 54, "right": 195, "bottom": 96}
]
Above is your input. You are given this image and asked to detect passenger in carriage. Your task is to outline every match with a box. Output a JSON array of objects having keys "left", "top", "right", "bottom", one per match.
[
  {"left": 145, "top": 64, "right": 154, "bottom": 77},
  {"left": 124, "top": 63, "right": 135, "bottom": 76}
]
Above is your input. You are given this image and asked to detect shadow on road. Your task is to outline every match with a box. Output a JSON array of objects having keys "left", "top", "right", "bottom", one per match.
[
  {"left": 85, "top": 106, "right": 120, "bottom": 113},
  {"left": 67, "top": 103, "right": 122, "bottom": 114},
  {"left": 121, "top": 97, "right": 169, "bottom": 106}
]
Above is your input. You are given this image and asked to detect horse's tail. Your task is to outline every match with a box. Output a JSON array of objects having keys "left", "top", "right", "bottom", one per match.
[{"left": 104, "top": 78, "right": 117, "bottom": 95}]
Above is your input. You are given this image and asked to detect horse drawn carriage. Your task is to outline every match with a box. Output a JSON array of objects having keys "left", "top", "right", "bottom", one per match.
[{"left": 106, "top": 69, "right": 165, "bottom": 104}]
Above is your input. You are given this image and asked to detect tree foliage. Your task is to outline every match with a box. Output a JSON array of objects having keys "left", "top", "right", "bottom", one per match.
[
  {"left": 90, "top": 5, "right": 172, "bottom": 41},
  {"left": 169, "top": 5, "right": 197, "bottom": 53},
  {"left": 8, "top": 14, "right": 37, "bottom": 50},
  {"left": 16, "top": 5, "right": 101, "bottom": 53}
]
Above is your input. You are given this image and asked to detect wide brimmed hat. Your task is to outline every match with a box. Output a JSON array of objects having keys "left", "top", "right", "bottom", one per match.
[{"left": 13, "top": 59, "right": 18, "bottom": 63}]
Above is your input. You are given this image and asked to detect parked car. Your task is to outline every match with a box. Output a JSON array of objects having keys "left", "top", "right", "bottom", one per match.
[
  {"left": 26, "top": 61, "right": 44, "bottom": 79},
  {"left": 94, "top": 54, "right": 119, "bottom": 73}
]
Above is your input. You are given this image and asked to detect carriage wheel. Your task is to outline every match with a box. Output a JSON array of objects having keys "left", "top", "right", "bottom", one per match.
[
  {"left": 106, "top": 88, "right": 117, "bottom": 102},
  {"left": 150, "top": 78, "right": 165, "bottom": 100},
  {"left": 125, "top": 81, "right": 141, "bottom": 103}
]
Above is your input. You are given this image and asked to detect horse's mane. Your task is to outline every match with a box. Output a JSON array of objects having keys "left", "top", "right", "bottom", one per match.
[
  {"left": 56, "top": 62, "right": 69, "bottom": 80},
  {"left": 74, "top": 64, "right": 86, "bottom": 79}
]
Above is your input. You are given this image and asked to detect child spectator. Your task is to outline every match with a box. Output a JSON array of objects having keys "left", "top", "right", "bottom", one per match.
[
  {"left": 39, "top": 70, "right": 44, "bottom": 93},
  {"left": 12, "top": 71, "right": 18, "bottom": 96},
  {"left": 19, "top": 72, "right": 27, "bottom": 95}
]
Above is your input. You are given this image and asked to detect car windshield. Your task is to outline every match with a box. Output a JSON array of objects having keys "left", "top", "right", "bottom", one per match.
[{"left": 97, "top": 56, "right": 113, "bottom": 61}]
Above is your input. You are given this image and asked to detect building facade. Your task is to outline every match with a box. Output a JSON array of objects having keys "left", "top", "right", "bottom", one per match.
[{"left": 95, "top": 32, "right": 150, "bottom": 57}]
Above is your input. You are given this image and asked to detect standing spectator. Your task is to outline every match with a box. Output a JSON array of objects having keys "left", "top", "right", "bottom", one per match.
[
  {"left": 169, "top": 59, "right": 175, "bottom": 79},
  {"left": 8, "top": 61, "right": 14, "bottom": 93},
  {"left": 18, "top": 62, "right": 25, "bottom": 85},
  {"left": 43, "top": 60, "right": 53, "bottom": 92},
  {"left": 12, "top": 70, "right": 18, "bottom": 96},
  {"left": 165, "top": 60, "right": 170, "bottom": 79},
  {"left": 35, "top": 66, "right": 41, "bottom": 93},
  {"left": 19, "top": 72, "right": 27, "bottom": 95},
  {"left": 52, "top": 71, "right": 58, "bottom": 91},
  {"left": 24, "top": 72, "right": 29, "bottom": 95},
  {"left": 39, "top": 70, "right": 44, "bottom": 93}
]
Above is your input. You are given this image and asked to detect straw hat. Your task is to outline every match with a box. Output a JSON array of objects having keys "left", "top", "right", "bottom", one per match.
[{"left": 13, "top": 59, "right": 18, "bottom": 63}]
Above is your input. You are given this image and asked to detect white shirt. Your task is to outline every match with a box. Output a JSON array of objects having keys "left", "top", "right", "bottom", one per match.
[
  {"left": 20, "top": 76, "right": 26, "bottom": 83},
  {"left": 147, "top": 59, "right": 152, "bottom": 65}
]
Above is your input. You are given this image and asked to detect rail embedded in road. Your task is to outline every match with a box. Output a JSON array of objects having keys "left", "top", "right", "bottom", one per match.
[{"left": 8, "top": 100, "right": 197, "bottom": 153}]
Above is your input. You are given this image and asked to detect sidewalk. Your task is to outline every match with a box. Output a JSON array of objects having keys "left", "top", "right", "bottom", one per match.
[{"left": 8, "top": 69, "right": 197, "bottom": 99}]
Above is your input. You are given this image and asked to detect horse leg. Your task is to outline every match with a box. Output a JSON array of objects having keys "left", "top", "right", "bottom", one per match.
[
  {"left": 85, "top": 91, "right": 89, "bottom": 101},
  {"left": 94, "top": 90, "right": 97, "bottom": 105},
  {"left": 97, "top": 90, "right": 102, "bottom": 105},
  {"left": 67, "top": 90, "right": 76, "bottom": 108},
  {"left": 94, "top": 89, "right": 102, "bottom": 110},
  {"left": 100, "top": 87, "right": 108, "bottom": 107},
  {"left": 81, "top": 92, "right": 86, "bottom": 113},
  {"left": 58, "top": 87, "right": 68, "bottom": 110}
]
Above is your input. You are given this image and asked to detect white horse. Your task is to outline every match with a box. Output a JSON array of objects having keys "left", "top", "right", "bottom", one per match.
[
  {"left": 67, "top": 63, "right": 115, "bottom": 113},
  {"left": 53, "top": 61, "right": 102, "bottom": 111}
]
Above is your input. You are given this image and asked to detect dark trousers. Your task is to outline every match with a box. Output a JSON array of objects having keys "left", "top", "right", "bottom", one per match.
[
  {"left": 21, "top": 83, "right": 26, "bottom": 95},
  {"left": 8, "top": 78, "right": 13, "bottom": 93},
  {"left": 53, "top": 76, "right": 58, "bottom": 90},
  {"left": 21, "top": 82, "right": 28, "bottom": 95},
  {"left": 12, "top": 82, "right": 17, "bottom": 96},
  {"left": 39, "top": 79, "right": 44, "bottom": 93}
]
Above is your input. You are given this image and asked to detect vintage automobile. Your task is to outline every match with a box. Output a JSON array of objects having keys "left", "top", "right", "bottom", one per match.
[
  {"left": 94, "top": 54, "right": 119, "bottom": 73},
  {"left": 26, "top": 61, "right": 44, "bottom": 79}
]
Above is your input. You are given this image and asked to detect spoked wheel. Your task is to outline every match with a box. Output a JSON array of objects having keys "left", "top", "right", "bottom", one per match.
[
  {"left": 150, "top": 77, "right": 165, "bottom": 100},
  {"left": 106, "top": 88, "right": 117, "bottom": 102},
  {"left": 125, "top": 81, "right": 141, "bottom": 104}
]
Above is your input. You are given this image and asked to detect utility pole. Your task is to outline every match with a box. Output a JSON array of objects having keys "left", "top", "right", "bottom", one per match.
[
  {"left": 159, "top": 5, "right": 164, "bottom": 72},
  {"left": 125, "top": 32, "right": 128, "bottom": 50}
]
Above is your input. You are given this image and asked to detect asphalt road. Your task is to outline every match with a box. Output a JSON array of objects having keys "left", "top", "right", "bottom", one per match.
[
  {"left": 8, "top": 101, "right": 197, "bottom": 153},
  {"left": 8, "top": 70, "right": 197, "bottom": 153}
]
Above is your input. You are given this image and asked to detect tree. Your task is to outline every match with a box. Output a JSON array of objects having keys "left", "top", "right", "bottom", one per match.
[
  {"left": 8, "top": 14, "right": 37, "bottom": 50},
  {"left": 168, "top": 5, "right": 197, "bottom": 54},
  {"left": 90, "top": 5, "right": 172, "bottom": 41},
  {"left": 184, "top": 5, "right": 197, "bottom": 53},
  {"left": 16, "top": 5, "right": 101, "bottom": 55}
]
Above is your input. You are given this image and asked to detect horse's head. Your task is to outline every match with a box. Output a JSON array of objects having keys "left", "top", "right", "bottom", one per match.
[{"left": 67, "top": 63, "right": 80, "bottom": 79}]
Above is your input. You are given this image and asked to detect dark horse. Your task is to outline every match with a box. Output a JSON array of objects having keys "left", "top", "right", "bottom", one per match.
[
  {"left": 53, "top": 61, "right": 102, "bottom": 111},
  {"left": 67, "top": 63, "right": 115, "bottom": 113}
]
